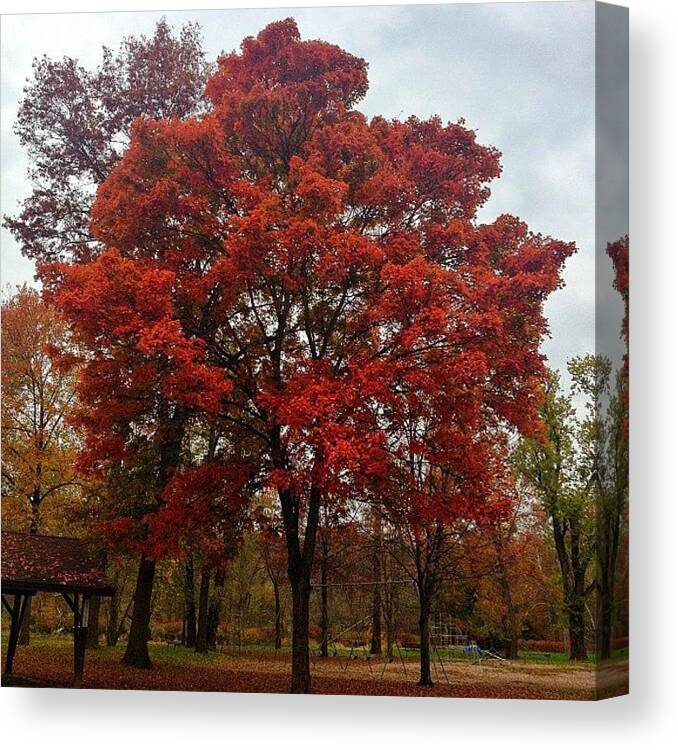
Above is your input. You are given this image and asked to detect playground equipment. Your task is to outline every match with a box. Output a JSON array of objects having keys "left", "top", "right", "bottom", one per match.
[
  {"left": 316, "top": 614, "right": 409, "bottom": 679},
  {"left": 431, "top": 613, "right": 469, "bottom": 649},
  {"left": 430, "top": 612, "right": 507, "bottom": 669}
]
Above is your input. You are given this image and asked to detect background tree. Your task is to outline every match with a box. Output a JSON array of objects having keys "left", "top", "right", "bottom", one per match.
[
  {"left": 146, "top": 455, "right": 252, "bottom": 654},
  {"left": 1, "top": 286, "right": 82, "bottom": 644},
  {"left": 1, "top": 286, "right": 80, "bottom": 534},
  {"left": 369, "top": 507, "right": 383, "bottom": 655},
  {"left": 312, "top": 506, "right": 357, "bottom": 658},
  {"left": 3, "top": 19, "right": 211, "bottom": 264},
  {"left": 182, "top": 555, "right": 197, "bottom": 647},
  {"left": 256, "top": 495, "right": 289, "bottom": 650},
  {"left": 262, "top": 540, "right": 287, "bottom": 650},
  {"left": 222, "top": 534, "right": 264, "bottom": 652},
  {"left": 515, "top": 369, "right": 596, "bottom": 660},
  {"left": 595, "top": 236, "right": 629, "bottom": 659},
  {"left": 569, "top": 354, "right": 626, "bottom": 660},
  {"left": 379, "top": 416, "right": 514, "bottom": 685},
  {"left": 463, "top": 497, "right": 553, "bottom": 659}
]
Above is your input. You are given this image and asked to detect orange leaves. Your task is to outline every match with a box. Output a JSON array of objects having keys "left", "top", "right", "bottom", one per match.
[
  {"left": 49, "top": 248, "right": 232, "bottom": 418},
  {"left": 289, "top": 156, "right": 348, "bottom": 220},
  {"left": 102, "top": 516, "right": 138, "bottom": 548},
  {"left": 207, "top": 17, "right": 367, "bottom": 114},
  {"left": 44, "top": 249, "right": 175, "bottom": 343},
  {"left": 607, "top": 236, "right": 629, "bottom": 309},
  {"left": 369, "top": 114, "right": 501, "bottom": 221},
  {"left": 136, "top": 318, "right": 191, "bottom": 357},
  {"left": 308, "top": 113, "right": 382, "bottom": 195},
  {"left": 380, "top": 256, "right": 444, "bottom": 309},
  {"left": 91, "top": 116, "right": 235, "bottom": 260},
  {"left": 162, "top": 365, "right": 230, "bottom": 413},
  {"left": 205, "top": 19, "right": 368, "bottom": 178},
  {"left": 257, "top": 360, "right": 391, "bottom": 496},
  {"left": 1, "top": 288, "right": 82, "bottom": 534},
  {"left": 136, "top": 319, "right": 231, "bottom": 413},
  {"left": 147, "top": 461, "right": 250, "bottom": 562},
  {"left": 315, "top": 232, "right": 383, "bottom": 286},
  {"left": 374, "top": 255, "right": 466, "bottom": 357},
  {"left": 607, "top": 235, "right": 629, "bottom": 352}
]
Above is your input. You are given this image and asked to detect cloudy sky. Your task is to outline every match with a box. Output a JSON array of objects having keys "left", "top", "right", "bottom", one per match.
[{"left": 0, "top": 1, "right": 623, "bottom": 383}]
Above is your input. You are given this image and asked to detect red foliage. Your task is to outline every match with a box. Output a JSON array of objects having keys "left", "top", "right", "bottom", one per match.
[
  {"left": 147, "top": 461, "right": 250, "bottom": 564},
  {"left": 607, "top": 235, "right": 629, "bottom": 344},
  {"left": 607, "top": 235, "right": 629, "bottom": 394}
]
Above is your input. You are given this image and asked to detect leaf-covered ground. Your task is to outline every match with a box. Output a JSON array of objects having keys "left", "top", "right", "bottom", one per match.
[{"left": 2, "top": 636, "right": 628, "bottom": 700}]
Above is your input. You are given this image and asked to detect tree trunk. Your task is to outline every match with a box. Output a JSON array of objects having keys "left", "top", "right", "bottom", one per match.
[
  {"left": 551, "top": 518, "right": 589, "bottom": 662},
  {"left": 29, "top": 496, "right": 40, "bottom": 535},
  {"left": 106, "top": 566, "right": 125, "bottom": 647},
  {"left": 121, "top": 554, "right": 155, "bottom": 668},
  {"left": 504, "top": 630, "right": 519, "bottom": 660},
  {"left": 86, "top": 596, "right": 101, "bottom": 649},
  {"left": 19, "top": 499, "right": 41, "bottom": 645},
  {"left": 370, "top": 511, "right": 382, "bottom": 655},
  {"left": 568, "top": 596, "right": 586, "bottom": 661},
  {"left": 273, "top": 579, "right": 283, "bottom": 650},
  {"left": 276, "top": 439, "right": 321, "bottom": 693},
  {"left": 418, "top": 599, "right": 433, "bottom": 687},
  {"left": 195, "top": 568, "right": 211, "bottom": 654},
  {"left": 207, "top": 566, "right": 226, "bottom": 650},
  {"left": 370, "top": 584, "right": 382, "bottom": 655},
  {"left": 598, "top": 589, "right": 613, "bottom": 660},
  {"left": 569, "top": 526, "right": 589, "bottom": 661},
  {"left": 290, "top": 574, "right": 312, "bottom": 694},
  {"left": 122, "top": 407, "right": 186, "bottom": 664},
  {"left": 383, "top": 553, "right": 396, "bottom": 660},
  {"left": 597, "top": 506, "right": 621, "bottom": 660},
  {"left": 506, "top": 630, "right": 519, "bottom": 660},
  {"left": 319, "top": 537, "right": 329, "bottom": 657},
  {"left": 263, "top": 541, "right": 284, "bottom": 650},
  {"left": 184, "top": 557, "right": 197, "bottom": 648}
]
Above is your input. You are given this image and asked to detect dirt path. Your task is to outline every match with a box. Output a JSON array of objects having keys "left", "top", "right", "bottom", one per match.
[{"left": 212, "top": 650, "right": 605, "bottom": 698}]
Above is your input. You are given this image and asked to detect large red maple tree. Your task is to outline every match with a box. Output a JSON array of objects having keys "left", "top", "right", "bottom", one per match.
[{"left": 44, "top": 19, "right": 573, "bottom": 692}]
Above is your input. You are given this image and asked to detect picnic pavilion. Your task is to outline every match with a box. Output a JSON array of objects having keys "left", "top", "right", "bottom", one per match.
[{"left": 2, "top": 531, "right": 115, "bottom": 687}]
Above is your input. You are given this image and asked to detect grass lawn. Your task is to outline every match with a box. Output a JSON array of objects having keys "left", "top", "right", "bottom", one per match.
[{"left": 517, "top": 648, "right": 629, "bottom": 663}]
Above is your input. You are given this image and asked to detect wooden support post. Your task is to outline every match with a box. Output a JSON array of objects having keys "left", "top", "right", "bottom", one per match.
[
  {"left": 72, "top": 594, "right": 90, "bottom": 688},
  {"left": 3, "top": 592, "right": 31, "bottom": 676},
  {"left": 1, "top": 594, "right": 15, "bottom": 617}
]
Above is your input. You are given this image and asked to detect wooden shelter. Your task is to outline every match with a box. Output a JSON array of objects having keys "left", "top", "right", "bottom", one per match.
[{"left": 1, "top": 531, "right": 115, "bottom": 687}]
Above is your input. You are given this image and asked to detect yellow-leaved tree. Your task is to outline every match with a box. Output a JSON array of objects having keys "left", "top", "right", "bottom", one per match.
[{"left": 1, "top": 285, "right": 81, "bottom": 533}]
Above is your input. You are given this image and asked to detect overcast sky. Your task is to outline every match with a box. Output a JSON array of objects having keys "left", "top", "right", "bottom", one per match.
[{"left": 0, "top": 1, "right": 624, "bottom": 384}]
